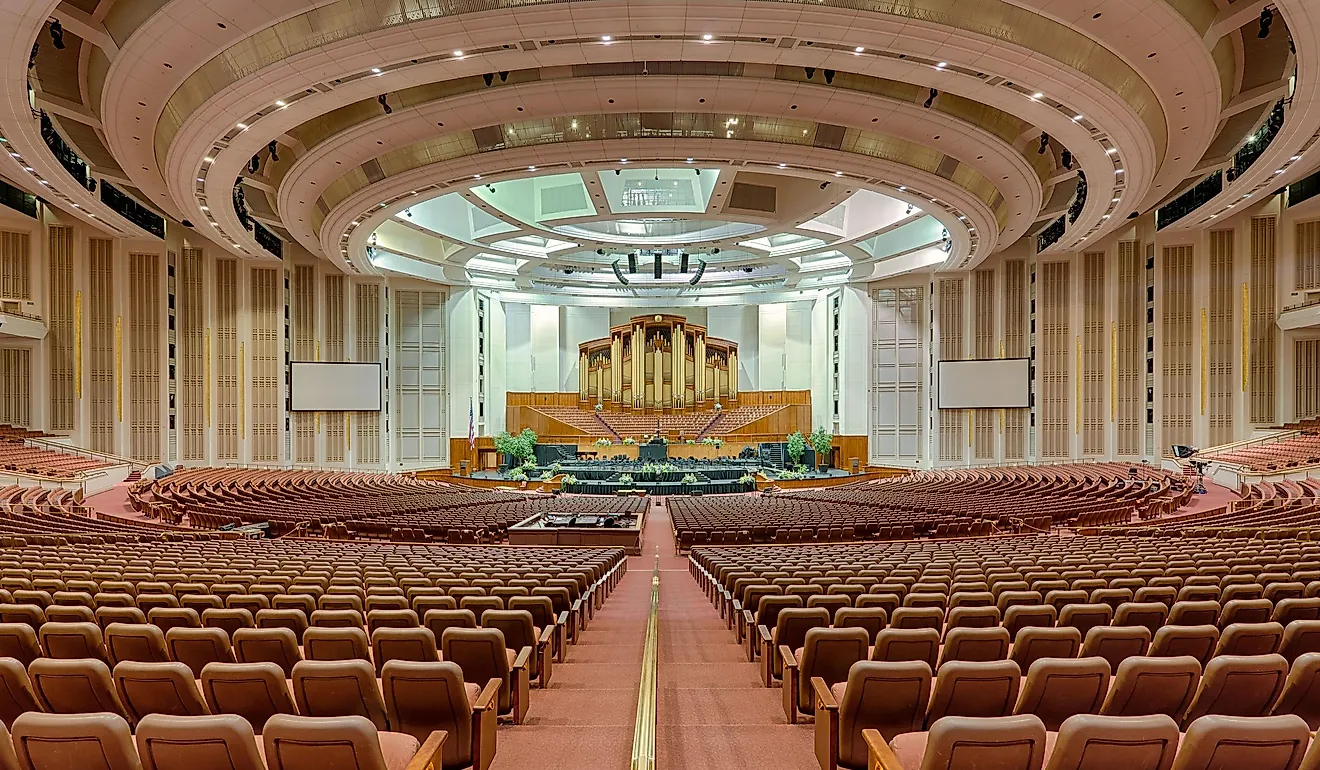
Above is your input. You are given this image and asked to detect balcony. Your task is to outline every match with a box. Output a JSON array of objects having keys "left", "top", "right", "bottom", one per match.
[
  {"left": 38, "top": 111, "right": 89, "bottom": 189},
  {"left": 1036, "top": 216, "right": 1065, "bottom": 253},
  {"left": 1231, "top": 99, "right": 1285, "bottom": 180},
  {"left": 254, "top": 221, "right": 283, "bottom": 258},
  {"left": 1156, "top": 171, "right": 1223, "bottom": 230},
  {"left": 0, "top": 177, "right": 37, "bottom": 218},
  {"left": 1287, "top": 167, "right": 1320, "bottom": 209},
  {"left": 100, "top": 183, "right": 164, "bottom": 239}
]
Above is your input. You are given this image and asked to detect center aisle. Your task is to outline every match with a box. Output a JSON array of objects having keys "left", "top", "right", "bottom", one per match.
[
  {"left": 654, "top": 500, "right": 818, "bottom": 770},
  {"left": 488, "top": 498, "right": 664, "bottom": 770}
]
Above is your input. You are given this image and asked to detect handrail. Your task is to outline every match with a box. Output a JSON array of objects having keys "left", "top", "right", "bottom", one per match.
[
  {"left": 20, "top": 437, "right": 144, "bottom": 470},
  {"left": 630, "top": 548, "right": 659, "bottom": 770}
]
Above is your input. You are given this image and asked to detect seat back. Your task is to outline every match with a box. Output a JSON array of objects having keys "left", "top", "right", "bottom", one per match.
[
  {"left": 0, "top": 623, "right": 41, "bottom": 666},
  {"left": 10, "top": 712, "right": 141, "bottom": 770},
  {"left": 1271, "top": 651, "right": 1320, "bottom": 730},
  {"left": 1149, "top": 625, "right": 1218, "bottom": 665},
  {"left": 1169, "top": 714, "right": 1309, "bottom": 770},
  {"left": 164, "top": 627, "right": 234, "bottom": 678},
  {"left": 105, "top": 624, "right": 169, "bottom": 666},
  {"left": 289, "top": 660, "right": 388, "bottom": 730},
  {"left": 834, "top": 608, "right": 888, "bottom": 644},
  {"left": 916, "top": 714, "right": 1046, "bottom": 770},
  {"left": 1010, "top": 627, "right": 1082, "bottom": 670},
  {"left": 798, "top": 627, "right": 870, "bottom": 712},
  {"left": 926, "top": 660, "right": 1023, "bottom": 725},
  {"left": 28, "top": 657, "right": 127, "bottom": 718},
  {"left": 111, "top": 661, "right": 207, "bottom": 725},
  {"left": 1099, "top": 655, "right": 1201, "bottom": 721},
  {"left": 1014, "top": 657, "right": 1110, "bottom": 731},
  {"left": 1042, "top": 714, "right": 1178, "bottom": 770},
  {"left": 146, "top": 609, "right": 200, "bottom": 635},
  {"left": 837, "top": 660, "right": 932, "bottom": 767},
  {"left": 938, "top": 627, "right": 1010, "bottom": 667},
  {"left": 872, "top": 628, "right": 940, "bottom": 669},
  {"left": 1081, "top": 626, "right": 1151, "bottom": 671},
  {"left": 261, "top": 714, "right": 396, "bottom": 770},
  {"left": 0, "top": 658, "right": 38, "bottom": 729},
  {"left": 38, "top": 621, "right": 106, "bottom": 662},
  {"left": 423, "top": 610, "right": 477, "bottom": 645},
  {"left": 302, "top": 627, "right": 370, "bottom": 662},
  {"left": 381, "top": 660, "right": 476, "bottom": 768},
  {"left": 441, "top": 627, "right": 511, "bottom": 714},
  {"left": 231, "top": 627, "right": 302, "bottom": 677},
  {"left": 1182, "top": 653, "right": 1289, "bottom": 724},
  {"left": 135, "top": 713, "right": 264, "bottom": 770},
  {"left": 370, "top": 627, "right": 439, "bottom": 676},
  {"left": 1215, "top": 622, "right": 1285, "bottom": 657},
  {"left": 199, "top": 661, "right": 296, "bottom": 732}
]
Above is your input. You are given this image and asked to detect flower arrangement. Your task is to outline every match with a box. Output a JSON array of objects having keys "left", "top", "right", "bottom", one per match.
[
  {"left": 619, "top": 474, "right": 634, "bottom": 485},
  {"left": 521, "top": 458, "right": 536, "bottom": 471},
  {"left": 539, "top": 470, "right": 554, "bottom": 481},
  {"left": 681, "top": 473, "right": 699, "bottom": 484},
  {"left": 595, "top": 438, "right": 612, "bottom": 447},
  {"left": 560, "top": 474, "right": 578, "bottom": 489},
  {"left": 686, "top": 439, "right": 696, "bottom": 444},
  {"left": 594, "top": 403, "right": 603, "bottom": 412},
  {"left": 777, "top": 469, "right": 806, "bottom": 480},
  {"left": 508, "top": 468, "right": 528, "bottom": 481},
  {"left": 700, "top": 437, "right": 724, "bottom": 448},
  {"left": 713, "top": 402, "right": 723, "bottom": 412},
  {"left": 739, "top": 474, "right": 756, "bottom": 484},
  {"left": 622, "top": 437, "right": 636, "bottom": 445}
]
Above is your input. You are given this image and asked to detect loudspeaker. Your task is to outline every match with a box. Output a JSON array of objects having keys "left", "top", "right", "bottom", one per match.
[
  {"left": 689, "top": 259, "right": 707, "bottom": 286},
  {"left": 680, "top": 252, "right": 689, "bottom": 273},
  {"left": 653, "top": 252, "right": 662, "bottom": 279},
  {"left": 611, "top": 260, "right": 629, "bottom": 286},
  {"left": 627, "top": 253, "right": 637, "bottom": 273}
]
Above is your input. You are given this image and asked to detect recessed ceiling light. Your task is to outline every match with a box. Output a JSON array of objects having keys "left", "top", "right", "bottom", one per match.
[
  {"left": 1106, "top": 148, "right": 1118, "bottom": 155},
  {"left": 528, "top": 165, "right": 536, "bottom": 171},
  {"left": 1115, "top": 169, "right": 1123, "bottom": 175},
  {"left": 1275, "top": 169, "right": 1285, "bottom": 174},
  {"left": 371, "top": 68, "right": 381, "bottom": 74},
  {"left": 1112, "top": 197, "right": 1120, "bottom": 203},
  {"left": 601, "top": 35, "right": 611, "bottom": 42},
  {"left": 1073, "top": 115, "right": 1083, "bottom": 121},
  {"left": 1032, "top": 93, "right": 1043, "bottom": 99},
  {"left": 473, "top": 174, "right": 481, "bottom": 179},
  {"left": 200, "top": 206, "right": 209, "bottom": 211},
  {"left": 203, "top": 157, "right": 214, "bottom": 163},
  {"left": 1102, "top": 214, "right": 1110, "bottom": 219},
  {"left": 834, "top": 171, "right": 842, "bottom": 176},
  {"left": 685, "top": 158, "right": 694, "bottom": 163},
  {"left": 38, "top": 180, "right": 47, "bottom": 185},
  {"left": 453, "top": 50, "right": 463, "bottom": 57},
  {"left": 8, "top": 152, "right": 18, "bottom": 158},
  {"left": 898, "top": 185, "right": 906, "bottom": 191},
  {"left": 778, "top": 163, "right": 786, "bottom": 168},
  {"left": 854, "top": 46, "right": 865, "bottom": 53},
  {"left": 196, "top": 178, "right": 204, "bottom": 182},
  {"left": 702, "top": 34, "right": 713, "bottom": 40},
  {"left": 1292, "top": 155, "right": 1302, "bottom": 161},
  {"left": 620, "top": 158, "right": 628, "bottom": 163},
  {"left": 936, "top": 62, "right": 947, "bottom": 68}
]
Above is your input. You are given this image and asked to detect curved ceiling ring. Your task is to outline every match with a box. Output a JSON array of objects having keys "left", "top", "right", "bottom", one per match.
[
  {"left": 323, "top": 138, "right": 996, "bottom": 278},
  {"left": 270, "top": 76, "right": 1050, "bottom": 257},
  {"left": 166, "top": 24, "right": 1156, "bottom": 259}
]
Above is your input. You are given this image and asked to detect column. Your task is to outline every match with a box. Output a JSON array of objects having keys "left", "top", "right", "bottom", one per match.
[
  {"left": 695, "top": 335, "right": 705, "bottom": 403},
  {"left": 729, "top": 350, "right": 739, "bottom": 399},
  {"left": 654, "top": 342, "right": 662, "bottom": 410},
  {"left": 675, "top": 326, "right": 685, "bottom": 408},
  {"left": 633, "top": 324, "right": 643, "bottom": 408},
  {"left": 611, "top": 334, "right": 621, "bottom": 403},
  {"left": 579, "top": 350, "right": 588, "bottom": 401}
]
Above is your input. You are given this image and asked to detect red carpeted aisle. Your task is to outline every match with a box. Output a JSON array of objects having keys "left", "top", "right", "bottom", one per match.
[{"left": 654, "top": 501, "right": 817, "bottom": 770}]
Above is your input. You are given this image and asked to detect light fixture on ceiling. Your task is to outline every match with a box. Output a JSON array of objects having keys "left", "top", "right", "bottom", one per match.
[
  {"left": 601, "top": 35, "right": 612, "bottom": 42},
  {"left": 689, "top": 259, "right": 707, "bottom": 286},
  {"left": 702, "top": 34, "right": 713, "bottom": 41},
  {"left": 1259, "top": 7, "right": 1273, "bottom": 38},
  {"left": 1031, "top": 92, "right": 1043, "bottom": 100},
  {"left": 1038, "top": 133, "right": 1050, "bottom": 154},
  {"left": 935, "top": 62, "right": 947, "bottom": 68},
  {"left": 924, "top": 89, "right": 938, "bottom": 109},
  {"left": 48, "top": 19, "right": 65, "bottom": 50},
  {"left": 378, "top": 94, "right": 392, "bottom": 114},
  {"left": 453, "top": 50, "right": 464, "bottom": 57},
  {"left": 612, "top": 259, "right": 630, "bottom": 285},
  {"left": 371, "top": 67, "right": 382, "bottom": 74},
  {"left": 267, "top": 141, "right": 279, "bottom": 162}
]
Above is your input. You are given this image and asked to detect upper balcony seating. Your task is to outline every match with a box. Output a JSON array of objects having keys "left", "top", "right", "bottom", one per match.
[
  {"left": 0, "top": 487, "right": 219, "bottom": 546},
  {"left": 0, "top": 438, "right": 113, "bottom": 481},
  {"left": 1130, "top": 480, "right": 1319, "bottom": 537},
  {"left": 1201, "top": 432, "right": 1320, "bottom": 472}
]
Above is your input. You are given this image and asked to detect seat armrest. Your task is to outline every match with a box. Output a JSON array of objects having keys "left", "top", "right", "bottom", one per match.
[
  {"left": 863, "top": 729, "right": 903, "bottom": 770},
  {"left": 404, "top": 730, "right": 448, "bottom": 770},
  {"left": 536, "top": 625, "right": 555, "bottom": 687},
  {"left": 758, "top": 625, "right": 774, "bottom": 686},
  {"left": 473, "top": 678, "right": 501, "bottom": 712},
  {"left": 814, "top": 677, "right": 840, "bottom": 770},
  {"left": 571, "top": 598, "right": 584, "bottom": 633},
  {"left": 781, "top": 644, "right": 799, "bottom": 724},
  {"left": 511, "top": 646, "right": 532, "bottom": 724},
  {"left": 555, "top": 611, "right": 569, "bottom": 662},
  {"left": 811, "top": 676, "right": 838, "bottom": 711},
  {"left": 512, "top": 644, "right": 532, "bottom": 671},
  {"left": 471, "top": 681, "right": 500, "bottom": 770}
]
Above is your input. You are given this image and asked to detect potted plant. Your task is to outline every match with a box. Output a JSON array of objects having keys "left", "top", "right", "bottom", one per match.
[
  {"left": 622, "top": 437, "right": 636, "bottom": 445},
  {"left": 560, "top": 474, "right": 578, "bottom": 491},
  {"left": 681, "top": 473, "right": 699, "bottom": 485},
  {"left": 619, "top": 473, "right": 634, "bottom": 486},
  {"left": 595, "top": 437, "right": 612, "bottom": 447},
  {"left": 739, "top": 473, "right": 756, "bottom": 485},
  {"left": 786, "top": 431, "right": 806, "bottom": 468},
  {"left": 809, "top": 427, "right": 834, "bottom": 474},
  {"left": 540, "top": 470, "right": 554, "bottom": 481}
]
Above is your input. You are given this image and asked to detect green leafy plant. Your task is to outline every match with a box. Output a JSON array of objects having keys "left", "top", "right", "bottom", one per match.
[
  {"left": 508, "top": 468, "right": 527, "bottom": 481},
  {"left": 560, "top": 474, "right": 578, "bottom": 489},
  {"left": 739, "top": 474, "right": 756, "bottom": 484},
  {"left": 595, "top": 438, "right": 612, "bottom": 446},
  {"left": 809, "top": 427, "right": 833, "bottom": 469},
  {"left": 539, "top": 470, "right": 554, "bottom": 481},
  {"left": 619, "top": 473, "right": 634, "bottom": 485},
  {"left": 521, "top": 458, "right": 536, "bottom": 471},
  {"left": 495, "top": 427, "right": 539, "bottom": 464},
  {"left": 786, "top": 431, "right": 806, "bottom": 465},
  {"left": 622, "top": 437, "right": 636, "bottom": 445},
  {"left": 681, "top": 473, "right": 699, "bottom": 484}
]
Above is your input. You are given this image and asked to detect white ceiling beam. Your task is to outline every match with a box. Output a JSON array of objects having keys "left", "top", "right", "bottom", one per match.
[
  {"left": 1205, "top": 0, "right": 1272, "bottom": 43},
  {"left": 33, "top": 91, "right": 100, "bottom": 130},
  {"left": 52, "top": 3, "right": 118, "bottom": 58},
  {"left": 1221, "top": 79, "right": 1292, "bottom": 119}
]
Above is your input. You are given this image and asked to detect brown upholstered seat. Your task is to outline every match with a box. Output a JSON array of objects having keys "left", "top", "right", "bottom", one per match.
[
  {"left": 371, "top": 627, "right": 440, "bottom": 676},
  {"left": 483, "top": 609, "right": 552, "bottom": 686},
  {"left": 1214, "top": 622, "right": 1284, "bottom": 657},
  {"left": 38, "top": 621, "right": 107, "bottom": 662},
  {"left": 0, "top": 658, "right": 38, "bottom": 728},
  {"left": 1013, "top": 657, "right": 1110, "bottom": 731},
  {"left": 112, "top": 661, "right": 209, "bottom": 725},
  {"left": 1167, "top": 714, "right": 1310, "bottom": 770},
  {"left": 381, "top": 660, "right": 500, "bottom": 770},
  {"left": 202, "top": 608, "right": 255, "bottom": 638},
  {"left": 938, "top": 627, "right": 1010, "bottom": 667},
  {"left": 199, "top": 661, "right": 296, "bottom": 732},
  {"left": 10, "top": 711, "right": 141, "bottom": 770},
  {"left": 164, "top": 627, "right": 235, "bottom": 678},
  {"left": 440, "top": 627, "right": 529, "bottom": 723},
  {"left": 105, "top": 623, "right": 170, "bottom": 666},
  {"left": 813, "top": 660, "right": 932, "bottom": 770},
  {"left": 135, "top": 713, "right": 264, "bottom": 770},
  {"left": 1280, "top": 620, "right": 1320, "bottom": 663},
  {"left": 924, "top": 660, "right": 1022, "bottom": 725},
  {"left": 232, "top": 627, "right": 303, "bottom": 676},
  {"left": 1081, "top": 626, "right": 1150, "bottom": 670},
  {"left": 764, "top": 608, "right": 830, "bottom": 685},
  {"left": 835, "top": 608, "right": 889, "bottom": 645},
  {"left": 256, "top": 609, "right": 310, "bottom": 643},
  {"left": 1181, "top": 653, "right": 1289, "bottom": 725},
  {"left": 871, "top": 628, "right": 940, "bottom": 669},
  {"left": 1271, "top": 651, "right": 1320, "bottom": 729},
  {"left": 303, "top": 626, "right": 371, "bottom": 662},
  {"left": 28, "top": 657, "right": 128, "bottom": 718},
  {"left": 876, "top": 714, "right": 1047, "bottom": 770},
  {"left": 783, "top": 626, "right": 869, "bottom": 723},
  {"left": 146, "top": 608, "right": 200, "bottom": 635},
  {"left": 0, "top": 624, "right": 41, "bottom": 666},
  {"left": 1010, "top": 627, "right": 1081, "bottom": 670},
  {"left": 290, "top": 659, "right": 388, "bottom": 729},
  {"left": 261, "top": 713, "right": 443, "bottom": 770},
  {"left": 1041, "top": 714, "right": 1179, "bottom": 770},
  {"left": 1150, "top": 625, "right": 1218, "bottom": 665}
]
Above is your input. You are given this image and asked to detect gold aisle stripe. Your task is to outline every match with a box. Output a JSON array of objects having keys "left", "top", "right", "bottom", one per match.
[
  {"left": 631, "top": 549, "right": 659, "bottom": 770},
  {"left": 1200, "top": 308, "right": 1208, "bottom": 416},
  {"left": 74, "top": 291, "right": 82, "bottom": 400}
]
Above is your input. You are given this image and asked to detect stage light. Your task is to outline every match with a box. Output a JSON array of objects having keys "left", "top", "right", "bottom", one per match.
[
  {"left": 823, "top": 69, "right": 835, "bottom": 84},
  {"left": 483, "top": 73, "right": 494, "bottom": 86},
  {"left": 499, "top": 71, "right": 509, "bottom": 82},
  {"left": 1259, "top": 7, "right": 1273, "bottom": 38},
  {"left": 612, "top": 259, "right": 630, "bottom": 286},
  {"left": 248, "top": 155, "right": 260, "bottom": 173},
  {"left": 804, "top": 67, "right": 816, "bottom": 80},
  {"left": 924, "top": 88, "right": 937, "bottom": 109},
  {"left": 268, "top": 141, "right": 279, "bottom": 162},
  {"left": 49, "top": 20, "right": 64, "bottom": 50},
  {"left": 378, "top": 94, "right": 392, "bottom": 115},
  {"left": 1061, "top": 149, "right": 1072, "bottom": 170},
  {"left": 689, "top": 259, "right": 707, "bottom": 286}
]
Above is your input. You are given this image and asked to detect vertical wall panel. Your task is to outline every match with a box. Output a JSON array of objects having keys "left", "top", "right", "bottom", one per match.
[
  {"left": 0, "top": 231, "right": 31, "bottom": 300},
  {"left": 1116, "top": 241, "right": 1143, "bottom": 456},
  {"left": 1039, "top": 262, "right": 1071, "bottom": 458},
  {"left": 1208, "top": 230, "right": 1235, "bottom": 445},
  {"left": 1250, "top": 216, "right": 1277, "bottom": 424},
  {"left": 324, "top": 274, "right": 346, "bottom": 462},
  {"left": 870, "top": 287, "right": 924, "bottom": 463},
  {"left": 249, "top": 268, "right": 280, "bottom": 463},
  {"left": 395, "top": 289, "right": 447, "bottom": 466},
  {"left": 215, "top": 259, "right": 239, "bottom": 461},
  {"left": 88, "top": 239, "right": 115, "bottom": 453},
  {"left": 1297, "top": 219, "right": 1320, "bottom": 291},
  {"left": 128, "top": 253, "right": 161, "bottom": 461},
  {"left": 291, "top": 265, "right": 316, "bottom": 464},
  {"left": 972, "top": 269, "right": 995, "bottom": 460},
  {"left": 1296, "top": 340, "right": 1320, "bottom": 421},
  {"left": 1161, "top": 245, "right": 1194, "bottom": 450},
  {"left": 47, "top": 226, "right": 74, "bottom": 432},
  {"left": 0, "top": 349, "right": 31, "bottom": 425},
  {"left": 1082, "top": 253, "right": 1106, "bottom": 455},
  {"left": 179, "top": 248, "right": 205, "bottom": 461},
  {"left": 937, "top": 278, "right": 965, "bottom": 462},
  {"left": 1002, "top": 260, "right": 1027, "bottom": 460},
  {"left": 355, "top": 283, "right": 382, "bottom": 465}
]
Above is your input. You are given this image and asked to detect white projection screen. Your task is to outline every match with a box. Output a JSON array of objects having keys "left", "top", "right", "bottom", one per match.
[
  {"left": 938, "top": 359, "right": 1030, "bottom": 409},
  {"left": 290, "top": 362, "right": 382, "bottom": 411}
]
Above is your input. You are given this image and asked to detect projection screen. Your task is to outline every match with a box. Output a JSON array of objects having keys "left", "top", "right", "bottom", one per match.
[
  {"left": 937, "top": 359, "right": 1030, "bottom": 409},
  {"left": 290, "top": 362, "right": 382, "bottom": 411}
]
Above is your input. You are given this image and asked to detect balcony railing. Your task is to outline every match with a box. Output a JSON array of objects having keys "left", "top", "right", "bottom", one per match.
[
  {"left": 38, "top": 111, "right": 89, "bottom": 188},
  {"left": 0, "top": 177, "right": 38, "bottom": 218},
  {"left": 1067, "top": 170, "right": 1087, "bottom": 224},
  {"left": 1288, "top": 167, "right": 1320, "bottom": 209},
  {"left": 100, "top": 182, "right": 164, "bottom": 239},
  {"left": 1157, "top": 170, "right": 1223, "bottom": 230},
  {"left": 1036, "top": 215, "right": 1065, "bottom": 253},
  {"left": 254, "top": 221, "right": 283, "bottom": 258},
  {"left": 1232, "top": 99, "right": 1285, "bottom": 179}
]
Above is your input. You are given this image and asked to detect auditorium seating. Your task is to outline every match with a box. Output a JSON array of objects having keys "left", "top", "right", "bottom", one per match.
[
  {"left": 1131, "top": 479, "right": 1320, "bottom": 538},
  {"left": 135, "top": 468, "right": 643, "bottom": 540},
  {"left": 1201, "top": 431, "right": 1320, "bottom": 472},
  {"left": 0, "top": 487, "right": 221, "bottom": 544},
  {"left": 671, "top": 464, "right": 1183, "bottom": 549},
  {"left": 0, "top": 438, "right": 114, "bottom": 480}
]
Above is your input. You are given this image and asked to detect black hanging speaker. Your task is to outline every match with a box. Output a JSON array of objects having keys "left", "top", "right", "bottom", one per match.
[
  {"left": 680, "top": 253, "right": 689, "bottom": 273},
  {"left": 653, "top": 252, "right": 662, "bottom": 279},
  {"left": 627, "top": 253, "right": 637, "bottom": 273},
  {"left": 612, "top": 260, "right": 630, "bottom": 286},
  {"left": 689, "top": 259, "right": 707, "bottom": 286}
]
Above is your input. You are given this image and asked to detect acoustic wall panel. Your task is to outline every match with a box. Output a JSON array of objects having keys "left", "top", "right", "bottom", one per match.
[
  {"left": 1209, "top": 230, "right": 1235, "bottom": 445},
  {"left": 1250, "top": 217, "right": 1277, "bottom": 424},
  {"left": 128, "top": 253, "right": 161, "bottom": 462},
  {"left": 937, "top": 278, "right": 965, "bottom": 462},
  {"left": 1116, "top": 241, "right": 1143, "bottom": 456},
  {"left": 47, "top": 225, "right": 74, "bottom": 432},
  {"left": 179, "top": 248, "right": 205, "bottom": 462},
  {"left": 323, "top": 274, "right": 346, "bottom": 462},
  {"left": 1082, "top": 252, "right": 1105, "bottom": 456},
  {"left": 1039, "top": 261, "right": 1071, "bottom": 458},
  {"left": 1002, "top": 260, "right": 1027, "bottom": 461},
  {"left": 1161, "top": 245, "right": 1194, "bottom": 451},
  {"left": 88, "top": 239, "right": 114, "bottom": 454},
  {"left": 870, "top": 287, "right": 924, "bottom": 463}
]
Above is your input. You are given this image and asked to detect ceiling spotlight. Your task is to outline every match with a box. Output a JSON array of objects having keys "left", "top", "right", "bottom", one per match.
[
  {"left": 248, "top": 155, "right": 260, "bottom": 173},
  {"left": 778, "top": 163, "right": 787, "bottom": 168},
  {"left": 498, "top": 71, "right": 508, "bottom": 82},
  {"left": 905, "top": 203, "right": 914, "bottom": 215},
  {"left": 487, "top": 184, "right": 495, "bottom": 193},
  {"left": 1259, "top": 7, "right": 1273, "bottom": 38},
  {"left": 819, "top": 181, "right": 830, "bottom": 190},
  {"left": 686, "top": 158, "right": 694, "bottom": 163},
  {"left": 854, "top": 46, "right": 865, "bottom": 53},
  {"left": 236, "top": 123, "right": 247, "bottom": 130},
  {"left": 275, "top": 100, "right": 286, "bottom": 107},
  {"left": 620, "top": 158, "right": 628, "bottom": 163},
  {"left": 378, "top": 94, "right": 392, "bottom": 114},
  {"left": 614, "top": 169, "right": 621, "bottom": 175},
  {"left": 824, "top": 69, "right": 835, "bottom": 84},
  {"left": 702, "top": 34, "right": 713, "bottom": 40},
  {"left": 1032, "top": 92, "right": 1043, "bottom": 100},
  {"left": 924, "top": 88, "right": 938, "bottom": 109},
  {"left": 1073, "top": 114, "right": 1083, "bottom": 121},
  {"left": 834, "top": 171, "right": 842, "bottom": 177},
  {"left": 453, "top": 50, "right": 464, "bottom": 57},
  {"left": 371, "top": 67, "right": 382, "bottom": 74},
  {"left": 1106, "top": 147, "right": 1118, "bottom": 155},
  {"left": 935, "top": 62, "right": 947, "bottom": 68},
  {"left": 483, "top": 73, "right": 494, "bottom": 86},
  {"left": 267, "top": 141, "right": 279, "bottom": 162},
  {"left": 473, "top": 174, "right": 481, "bottom": 179},
  {"left": 804, "top": 67, "right": 816, "bottom": 80},
  {"left": 1061, "top": 149, "right": 1073, "bottom": 170},
  {"left": 528, "top": 165, "right": 536, "bottom": 171},
  {"left": 49, "top": 19, "right": 65, "bottom": 50},
  {"left": 601, "top": 35, "right": 612, "bottom": 42}
]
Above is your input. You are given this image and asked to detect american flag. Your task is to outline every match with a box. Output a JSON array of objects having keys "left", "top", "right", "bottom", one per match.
[{"left": 468, "top": 397, "right": 476, "bottom": 448}]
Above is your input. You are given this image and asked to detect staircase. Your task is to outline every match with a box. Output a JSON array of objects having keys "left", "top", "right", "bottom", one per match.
[
  {"left": 760, "top": 443, "right": 785, "bottom": 468},
  {"left": 124, "top": 471, "right": 142, "bottom": 484},
  {"left": 696, "top": 412, "right": 724, "bottom": 439},
  {"left": 592, "top": 412, "right": 622, "bottom": 441}
]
